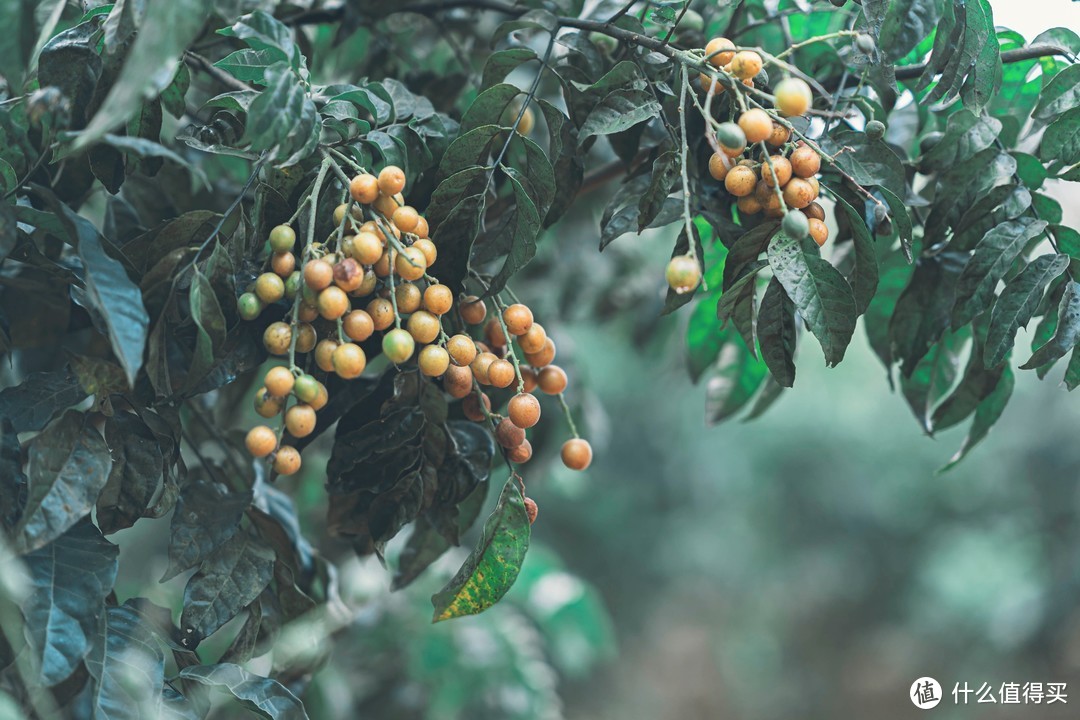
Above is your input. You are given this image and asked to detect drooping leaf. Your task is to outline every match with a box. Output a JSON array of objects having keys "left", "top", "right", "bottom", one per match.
[
  {"left": 705, "top": 333, "right": 769, "bottom": 423},
  {"left": 879, "top": 0, "right": 945, "bottom": 62},
  {"left": 1021, "top": 280, "right": 1080, "bottom": 369},
  {"left": 820, "top": 130, "right": 905, "bottom": 198},
  {"left": 178, "top": 663, "right": 309, "bottom": 720},
  {"left": 940, "top": 366, "right": 1014, "bottom": 471},
  {"left": 757, "top": 277, "right": 797, "bottom": 388},
  {"left": 97, "top": 412, "right": 164, "bottom": 534},
  {"left": 431, "top": 477, "right": 530, "bottom": 623},
  {"left": 767, "top": 232, "right": 857, "bottom": 367},
  {"left": 984, "top": 253, "right": 1069, "bottom": 368},
  {"left": 890, "top": 252, "right": 967, "bottom": 376},
  {"left": 1041, "top": 106, "right": 1080, "bottom": 164},
  {"left": 900, "top": 327, "right": 968, "bottom": 432},
  {"left": 951, "top": 218, "right": 1048, "bottom": 327},
  {"left": 19, "top": 520, "right": 118, "bottom": 686},
  {"left": 1033, "top": 63, "right": 1080, "bottom": 122},
  {"left": 163, "top": 478, "right": 252, "bottom": 582},
  {"left": 577, "top": 89, "right": 661, "bottom": 144},
  {"left": 480, "top": 167, "right": 542, "bottom": 298},
  {"left": 923, "top": 148, "right": 1016, "bottom": 243},
  {"left": 0, "top": 368, "right": 87, "bottom": 434},
  {"left": 832, "top": 193, "right": 878, "bottom": 314},
  {"left": 85, "top": 602, "right": 166, "bottom": 720},
  {"left": 919, "top": 110, "right": 1001, "bottom": 173}
]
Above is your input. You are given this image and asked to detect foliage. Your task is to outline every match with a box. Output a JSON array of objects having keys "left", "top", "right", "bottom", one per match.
[{"left": 0, "top": 0, "right": 1078, "bottom": 717}]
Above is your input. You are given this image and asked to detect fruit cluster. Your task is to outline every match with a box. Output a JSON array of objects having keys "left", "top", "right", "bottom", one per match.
[
  {"left": 665, "top": 37, "right": 831, "bottom": 296},
  {"left": 236, "top": 164, "right": 591, "bottom": 519}
]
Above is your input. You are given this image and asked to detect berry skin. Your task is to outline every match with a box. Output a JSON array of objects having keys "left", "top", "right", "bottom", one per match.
[
  {"left": 666, "top": 255, "right": 701, "bottom": 294},
  {"left": 447, "top": 334, "right": 477, "bottom": 366},
  {"left": 378, "top": 166, "right": 406, "bottom": 196},
  {"left": 343, "top": 309, "right": 375, "bottom": 342},
  {"left": 392, "top": 205, "right": 420, "bottom": 233},
  {"left": 264, "top": 366, "right": 295, "bottom": 397},
  {"left": 246, "top": 426, "right": 277, "bottom": 458},
  {"left": 525, "top": 338, "right": 556, "bottom": 368},
  {"left": 809, "top": 218, "right": 829, "bottom": 247},
  {"left": 488, "top": 359, "right": 516, "bottom": 388},
  {"left": 419, "top": 345, "right": 450, "bottom": 377},
  {"left": 865, "top": 119, "right": 886, "bottom": 140},
  {"left": 332, "top": 342, "right": 367, "bottom": 379},
  {"left": 269, "top": 225, "right": 296, "bottom": 253},
  {"left": 766, "top": 122, "right": 792, "bottom": 147},
  {"left": 509, "top": 440, "right": 533, "bottom": 464},
  {"left": 730, "top": 50, "right": 763, "bottom": 79},
  {"left": 314, "top": 339, "right": 339, "bottom": 373},
  {"left": 462, "top": 391, "right": 492, "bottom": 422},
  {"left": 737, "top": 194, "right": 763, "bottom": 216},
  {"left": 716, "top": 122, "right": 747, "bottom": 156},
  {"left": 334, "top": 258, "right": 364, "bottom": 292},
  {"left": 407, "top": 310, "right": 441, "bottom": 344},
  {"left": 304, "top": 259, "right": 334, "bottom": 291},
  {"left": 496, "top": 417, "right": 526, "bottom": 449},
  {"left": 350, "top": 173, "right": 380, "bottom": 204},
  {"left": 521, "top": 367, "right": 538, "bottom": 393},
  {"left": 503, "top": 304, "right": 534, "bottom": 336},
  {"left": 271, "top": 251, "right": 296, "bottom": 278},
  {"left": 414, "top": 216, "right": 430, "bottom": 239},
  {"left": 782, "top": 210, "right": 810, "bottom": 240},
  {"left": 519, "top": 323, "right": 547, "bottom": 354},
  {"left": 310, "top": 381, "right": 329, "bottom": 411},
  {"left": 802, "top": 202, "right": 826, "bottom": 221},
  {"left": 699, "top": 72, "right": 723, "bottom": 94},
  {"left": 782, "top": 178, "right": 814, "bottom": 210},
  {"left": 443, "top": 364, "right": 474, "bottom": 398},
  {"left": 254, "top": 388, "right": 283, "bottom": 418},
  {"left": 423, "top": 284, "right": 454, "bottom": 315},
  {"left": 351, "top": 231, "right": 384, "bottom": 265},
  {"left": 295, "top": 323, "right": 317, "bottom": 353},
  {"left": 705, "top": 37, "right": 736, "bottom": 67},
  {"left": 471, "top": 352, "right": 497, "bottom": 384},
  {"left": 237, "top": 293, "right": 262, "bottom": 321},
  {"left": 774, "top": 77, "right": 813, "bottom": 117},
  {"left": 738, "top": 109, "right": 773, "bottom": 144},
  {"left": 317, "top": 286, "right": 350, "bottom": 320},
  {"left": 537, "top": 365, "right": 568, "bottom": 395},
  {"left": 263, "top": 322, "right": 292, "bottom": 356},
  {"left": 355, "top": 268, "right": 378, "bottom": 297},
  {"left": 561, "top": 438, "right": 593, "bottom": 470},
  {"left": 255, "top": 273, "right": 285, "bottom": 304},
  {"left": 285, "top": 404, "right": 317, "bottom": 438},
  {"left": 485, "top": 319, "right": 508, "bottom": 349},
  {"left": 395, "top": 246, "right": 427, "bottom": 281},
  {"left": 373, "top": 193, "right": 400, "bottom": 220},
  {"left": 523, "top": 496, "right": 538, "bottom": 523},
  {"left": 460, "top": 296, "right": 487, "bottom": 324},
  {"left": 708, "top": 152, "right": 731, "bottom": 182},
  {"left": 762, "top": 156, "right": 792, "bottom": 188},
  {"left": 273, "top": 445, "right": 302, "bottom": 476},
  {"left": 294, "top": 374, "right": 320, "bottom": 403},
  {"left": 724, "top": 166, "right": 757, "bottom": 197},
  {"left": 855, "top": 33, "right": 876, "bottom": 54},
  {"left": 367, "top": 298, "right": 395, "bottom": 331},
  {"left": 413, "top": 238, "right": 438, "bottom": 267},
  {"left": 395, "top": 282, "right": 422, "bottom": 314},
  {"left": 508, "top": 392, "right": 541, "bottom": 428},
  {"left": 383, "top": 328, "right": 416, "bottom": 364},
  {"left": 789, "top": 144, "right": 821, "bottom": 178}
]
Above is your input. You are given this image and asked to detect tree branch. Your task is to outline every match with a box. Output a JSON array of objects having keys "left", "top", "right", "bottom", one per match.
[
  {"left": 894, "top": 43, "right": 1074, "bottom": 80},
  {"left": 183, "top": 50, "right": 252, "bottom": 93}
]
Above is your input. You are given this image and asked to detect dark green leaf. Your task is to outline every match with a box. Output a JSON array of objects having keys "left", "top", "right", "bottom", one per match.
[
  {"left": 820, "top": 130, "right": 905, "bottom": 198},
  {"left": 181, "top": 531, "right": 275, "bottom": 643},
  {"left": 163, "top": 478, "right": 252, "bottom": 582},
  {"left": 767, "top": 232, "right": 857, "bottom": 367},
  {"left": 705, "top": 334, "right": 769, "bottom": 423},
  {"left": 1021, "top": 280, "right": 1080, "bottom": 369},
  {"left": 900, "top": 328, "right": 968, "bottom": 431},
  {"left": 924, "top": 149, "right": 1016, "bottom": 243},
  {"left": 578, "top": 89, "right": 661, "bottom": 144},
  {"left": 432, "top": 477, "right": 530, "bottom": 622},
  {"left": 481, "top": 47, "right": 537, "bottom": 89},
  {"left": 890, "top": 252, "right": 967, "bottom": 376},
  {"left": 879, "top": 0, "right": 944, "bottom": 62},
  {"left": 438, "top": 125, "right": 502, "bottom": 177},
  {"left": 920, "top": 110, "right": 1001, "bottom": 173},
  {"left": 214, "top": 49, "right": 281, "bottom": 83},
  {"left": 984, "top": 253, "right": 1069, "bottom": 367},
  {"left": 97, "top": 413, "right": 164, "bottom": 534},
  {"left": 0, "top": 368, "right": 87, "bottom": 433},
  {"left": 460, "top": 83, "right": 520, "bottom": 134},
  {"left": 178, "top": 663, "right": 308, "bottom": 720},
  {"left": 1040, "top": 106, "right": 1080, "bottom": 164},
  {"left": 757, "top": 277, "right": 797, "bottom": 388},
  {"left": 940, "top": 366, "right": 1014, "bottom": 471},
  {"left": 832, "top": 193, "right": 878, "bottom": 314},
  {"left": 85, "top": 602, "right": 165, "bottom": 719},
  {"left": 218, "top": 10, "right": 296, "bottom": 65},
  {"left": 637, "top": 149, "right": 680, "bottom": 231},
  {"left": 952, "top": 218, "right": 1048, "bottom": 327},
  {"left": 1033, "top": 62, "right": 1080, "bottom": 121},
  {"left": 878, "top": 186, "right": 914, "bottom": 261}
]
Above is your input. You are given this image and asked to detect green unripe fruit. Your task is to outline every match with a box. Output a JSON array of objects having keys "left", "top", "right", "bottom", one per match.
[
  {"left": 269, "top": 224, "right": 296, "bottom": 253},
  {"left": 237, "top": 292, "right": 262, "bottom": 321},
  {"left": 716, "top": 122, "right": 747, "bottom": 153},
  {"left": 665, "top": 254, "right": 701, "bottom": 295},
  {"left": 284, "top": 271, "right": 302, "bottom": 300},
  {"left": 782, "top": 209, "right": 810, "bottom": 240},
  {"left": 382, "top": 328, "right": 416, "bottom": 365},
  {"left": 293, "top": 374, "right": 319, "bottom": 403},
  {"left": 865, "top": 120, "right": 886, "bottom": 140}
]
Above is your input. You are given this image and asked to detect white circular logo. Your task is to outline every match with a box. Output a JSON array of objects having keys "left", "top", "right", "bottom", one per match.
[{"left": 910, "top": 677, "right": 942, "bottom": 709}]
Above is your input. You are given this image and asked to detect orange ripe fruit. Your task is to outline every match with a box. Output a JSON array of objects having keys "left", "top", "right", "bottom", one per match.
[
  {"left": 730, "top": 51, "right": 762, "bottom": 79},
  {"left": 522, "top": 494, "right": 538, "bottom": 521},
  {"left": 738, "top": 109, "right": 773, "bottom": 144},
  {"left": 407, "top": 310, "right": 441, "bottom": 344},
  {"left": 367, "top": 298, "right": 395, "bottom": 330},
  {"left": 460, "top": 295, "right": 487, "bottom": 324},
  {"left": 317, "top": 286, "right": 350, "bottom": 320},
  {"left": 509, "top": 440, "right": 533, "bottom": 465},
  {"left": 485, "top": 318, "right": 508, "bottom": 349},
  {"left": 537, "top": 365, "right": 568, "bottom": 395},
  {"left": 508, "top": 392, "right": 541, "bottom": 428},
  {"left": 699, "top": 72, "right": 724, "bottom": 94},
  {"left": 789, "top": 144, "right": 821, "bottom": 178},
  {"left": 767, "top": 122, "right": 791, "bottom": 147},
  {"left": 295, "top": 323, "right": 317, "bottom": 353},
  {"left": 264, "top": 366, "right": 295, "bottom": 398},
  {"left": 351, "top": 232, "right": 384, "bottom": 265},
  {"left": 254, "top": 273, "right": 285, "bottom": 304},
  {"left": 520, "top": 366, "right": 538, "bottom": 393},
  {"left": 782, "top": 178, "right": 814, "bottom": 210},
  {"left": 303, "top": 259, "right": 334, "bottom": 291},
  {"left": 414, "top": 216, "right": 429, "bottom": 239},
  {"left": 802, "top": 202, "right": 826, "bottom": 222},
  {"left": 561, "top": 438, "right": 593, "bottom": 470},
  {"left": 443, "top": 364, "right": 474, "bottom": 398},
  {"left": 314, "top": 339, "right": 339, "bottom": 372},
  {"left": 419, "top": 344, "right": 450, "bottom": 377},
  {"left": 285, "top": 404, "right": 316, "bottom": 438},
  {"left": 462, "top": 391, "right": 491, "bottom": 422},
  {"left": 708, "top": 152, "right": 731, "bottom": 182},
  {"left": 762, "top": 156, "right": 792, "bottom": 188},
  {"left": 392, "top": 206, "right": 420, "bottom": 233},
  {"left": 394, "top": 282, "right": 422, "bottom": 314},
  {"left": 519, "top": 323, "right": 547, "bottom": 354},
  {"left": 724, "top": 165, "right": 757, "bottom": 197},
  {"left": 809, "top": 218, "right": 829, "bottom": 246},
  {"left": 446, "top": 334, "right": 477, "bottom": 366},
  {"left": 350, "top": 173, "right": 379, "bottom": 204},
  {"left": 377, "top": 165, "right": 406, "bottom": 196},
  {"left": 496, "top": 417, "right": 525, "bottom": 449},
  {"left": 254, "top": 388, "right": 283, "bottom": 418},
  {"left": 705, "top": 37, "right": 736, "bottom": 67},
  {"left": 525, "top": 338, "right": 556, "bottom": 368},
  {"left": 332, "top": 342, "right": 367, "bottom": 379},
  {"left": 245, "top": 425, "right": 277, "bottom": 457},
  {"left": 471, "top": 352, "right": 497, "bottom": 385},
  {"left": 412, "top": 238, "right": 437, "bottom": 267},
  {"left": 488, "top": 358, "right": 516, "bottom": 388},
  {"left": 373, "top": 193, "right": 399, "bottom": 219},
  {"left": 373, "top": 249, "right": 393, "bottom": 278},
  {"left": 343, "top": 309, "right": 374, "bottom": 342},
  {"left": 737, "top": 194, "right": 763, "bottom": 215},
  {"left": 774, "top": 77, "right": 813, "bottom": 117},
  {"left": 423, "top": 284, "right": 454, "bottom": 315},
  {"left": 271, "top": 251, "right": 295, "bottom": 278},
  {"left": 273, "top": 445, "right": 302, "bottom": 475},
  {"left": 333, "top": 258, "right": 364, "bottom": 292},
  {"left": 263, "top": 322, "right": 292, "bottom": 356},
  {"left": 395, "top": 246, "right": 427, "bottom": 281},
  {"left": 502, "top": 304, "right": 533, "bottom": 335},
  {"left": 310, "top": 381, "right": 329, "bottom": 411}
]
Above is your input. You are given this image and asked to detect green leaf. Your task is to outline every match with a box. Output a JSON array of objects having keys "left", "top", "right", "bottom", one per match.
[
  {"left": 432, "top": 477, "right": 530, "bottom": 623},
  {"left": 480, "top": 168, "right": 541, "bottom": 297},
  {"left": 951, "top": 218, "right": 1048, "bottom": 327},
  {"left": 20, "top": 520, "right": 118, "bottom": 686},
  {"left": 832, "top": 193, "right": 878, "bottom": 314},
  {"left": 984, "top": 253, "right": 1069, "bottom": 367},
  {"left": 214, "top": 48, "right": 281, "bottom": 83},
  {"left": 715, "top": 260, "right": 765, "bottom": 325},
  {"left": 481, "top": 47, "right": 537, "bottom": 89},
  {"left": 178, "top": 663, "right": 309, "bottom": 720},
  {"left": 459, "top": 83, "right": 520, "bottom": 134},
  {"left": 85, "top": 602, "right": 166, "bottom": 719},
  {"left": 900, "top": 327, "right": 968, "bottom": 431},
  {"left": 0, "top": 418, "right": 25, "bottom": 530},
  {"left": 1040, "top": 106, "right": 1080, "bottom": 164},
  {"left": 599, "top": 173, "right": 681, "bottom": 250},
  {"left": 767, "top": 232, "right": 857, "bottom": 367},
  {"left": 1033, "top": 62, "right": 1080, "bottom": 121},
  {"left": 186, "top": 267, "right": 226, "bottom": 392},
  {"left": 1021, "top": 280, "right": 1080, "bottom": 369},
  {"left": 0, "top": 368, "right": 87, "bottom": 433},
  {"left": 244, "top": 62, "right": 318, "bottom": 165},
  {"left": 877, "top": 187, "right": 913, "bottom": 260},
  {"left": 217, "top": 10, "right": 296, "bottom": 65},
  {"left": 578, "top": 89, "right": 661, "bottom": 144},
  {"left": 97, "top": 413, "right": 164, "bottom": 534},
  {"left": 637, "top": 149, "right": 680, "bottom": 231},
  {"left": 438, "top": 125, "right": 502, "bottom": 177},
  {"left": 950, "top": 184, "right": 1031, "bottom": 252},
  {"left": 75, "top": 0, "right": 212, "bottom": 150},
  {"left": 705, "top": 334, "right": 769, "bottom": 423},
  {"left": 924, "top": 148, "right": 1016, "bottom": 242},
  {"left": 15, "top": 411, "right": 113, "bottom": 554},
  {"left": 757, "top": 277, "right": 797, "bottom": 388},
  {"left": 180, "top": 531, "right": 275, "bottom": 643},
  {"left": 940, "top": 366, "right": 1014, "bottom": 471},
  {"left": 890, "top": 252, "right": 967, "bottom": 376},
  {"left": 820, "top": 130, "right": 905, "bottom": 198},
  {"left": 1012, "top": 152, "right": 1048, "bottom": 189},
  {"left": 879, "top": 0, "right": 944, "bottom": 62},
  {"left": 0, "top": 0, "right": 39, "bottom": 89},
  {"left": 163, "top": 478, "right": 252, "bottom": 582},
  {"left": 919, "top": 109, "right": 1001, "bottom": 173}
]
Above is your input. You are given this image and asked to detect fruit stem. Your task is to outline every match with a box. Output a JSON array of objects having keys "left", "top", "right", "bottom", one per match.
[
  {"left": 472, "top": 379, "right": 520, "bottom": 474},
  {"left": 557, "top": 392, "right": 579, "bottom": 438},
  {"left": 758, "top": 141, "right": 790, "bottom": 217},
  {"left": 773, "top": 30, "right": 860, "bottom": 60},
  {"left": 677, "top": 66, "right": 699, "bottom": 265},
  {"left": 325, "top": 146, "right": 368, "bottom": 174},
  {"left": 491, "top": 294, "right": 526, "bottom": 394}
]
